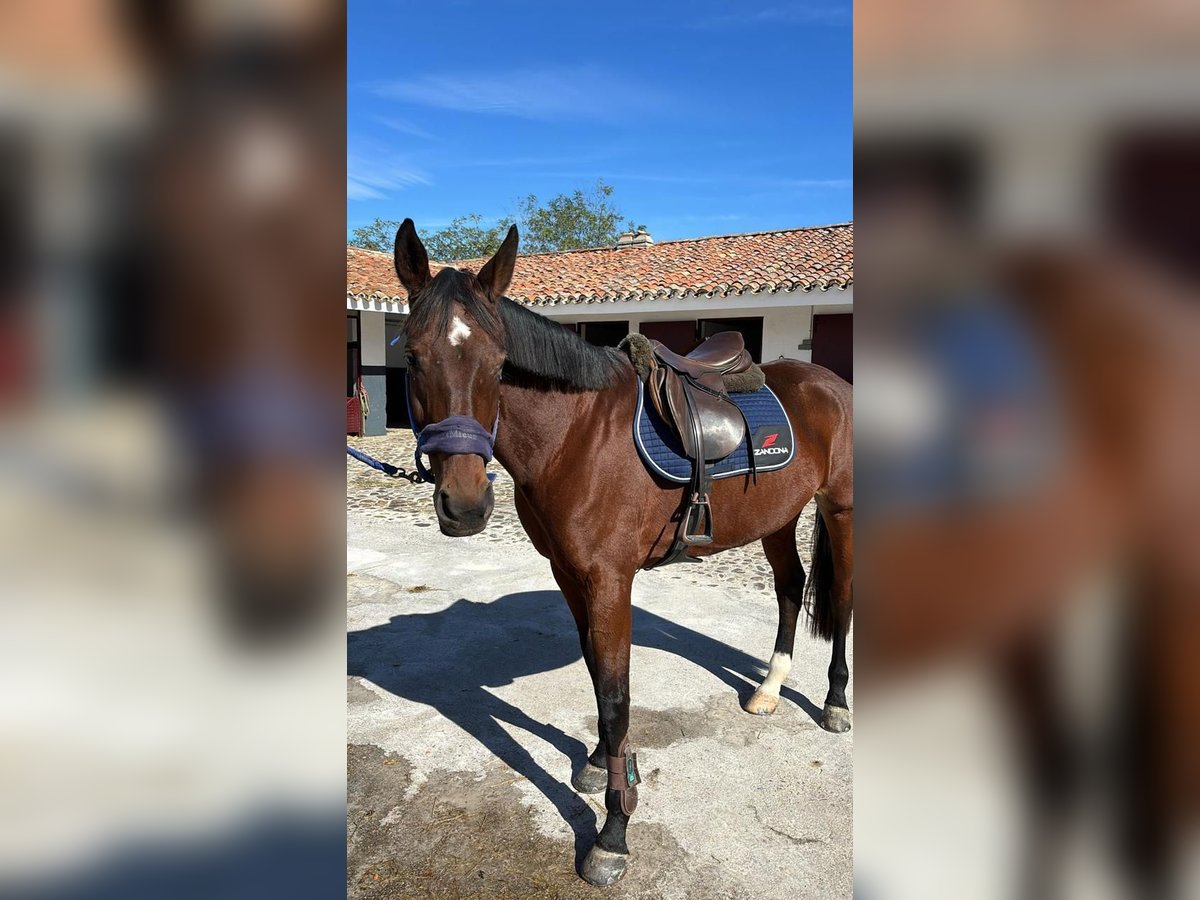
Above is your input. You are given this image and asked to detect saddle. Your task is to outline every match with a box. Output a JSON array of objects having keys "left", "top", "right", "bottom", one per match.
[{"left": 644, "top": 332, "right": 757, "bottom": 565}]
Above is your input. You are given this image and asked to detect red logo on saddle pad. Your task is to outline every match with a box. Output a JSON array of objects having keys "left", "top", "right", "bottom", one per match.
[{"left": 752, "top": 429, "right": 789, "bottom": 457}]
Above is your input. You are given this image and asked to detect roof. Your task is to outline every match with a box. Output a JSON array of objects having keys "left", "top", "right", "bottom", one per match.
[
  {"left": 346, "top": 223, "right": 853, "bottom": 309},
  {"left": 0, "top": 1, "right": 141, "bottom": 108},
  {"left": 857, "top": 0, "right": 1200, "bottom": 76}
]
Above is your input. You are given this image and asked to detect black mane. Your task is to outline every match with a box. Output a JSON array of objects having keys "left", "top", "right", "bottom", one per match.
[
  {"left": 498, "top": 298, "right": 627, "bottom": 391},
  {"left": 406, "top": 267, "right": 627, "bottom": 392}
]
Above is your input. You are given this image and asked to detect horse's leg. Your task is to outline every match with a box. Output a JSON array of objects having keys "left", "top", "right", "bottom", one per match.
[
  {"left": 992, "top": 627, "right": 1076, "bottom": 897},
  {"left": 579, "top": 573, "right": 638, "bottom": 887},
  {"left": 817, "top": 503, "right": 854, "bottom": 733},
  {"left": 744, "top": 516, "right": 806, "bottom": 715},
  {"left": 551, "top": 562, "right": 608, "bottom": 795}
]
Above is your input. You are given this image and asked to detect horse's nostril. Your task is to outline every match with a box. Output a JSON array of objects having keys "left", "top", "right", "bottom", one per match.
[
  {"left": 436, "top": 490, "right": 458, "bottom": 521},
  {"left": 436, "top": 484, "right": 493, "bottom": 535},
  {"left": 438, "top": 489, "right": 475, "bottom": 524}
]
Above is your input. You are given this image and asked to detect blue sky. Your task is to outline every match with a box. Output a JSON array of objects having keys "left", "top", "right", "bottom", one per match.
[{"left": 348, "top": 1, "right": 852, "bottom": 244}]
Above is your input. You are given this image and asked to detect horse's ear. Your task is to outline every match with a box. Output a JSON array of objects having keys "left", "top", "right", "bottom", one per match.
[
  {"left": 476, "top": 225, "right": 518, "bottom": 302},
  {"left": 394, "top": 219, "right": 431, "bottom": 296}
]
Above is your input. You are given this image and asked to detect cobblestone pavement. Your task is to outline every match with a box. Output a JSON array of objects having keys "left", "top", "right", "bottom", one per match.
[
  {"left": 347, "top": 429, "right": 818, "bottom": 591},
  {"left": 346, "top": 429, "right": 846, "bottom": 899}
]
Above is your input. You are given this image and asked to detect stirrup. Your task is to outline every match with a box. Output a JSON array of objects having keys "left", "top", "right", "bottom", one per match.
[{"left": 681, "top": 493, "right": 713, "bottom": 545}]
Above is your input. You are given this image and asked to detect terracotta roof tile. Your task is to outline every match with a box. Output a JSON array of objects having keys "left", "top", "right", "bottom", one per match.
[{"left": 346, "top": 223, "right": 852, "bottom": 308}]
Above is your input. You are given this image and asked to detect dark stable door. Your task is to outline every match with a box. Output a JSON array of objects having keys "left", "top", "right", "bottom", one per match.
[
  {"left": 698, "top": 317, "right": 763, "bottom": 364},
  {"left": 811, "top": 313, "right": 852, "bottom": 383},
  {"left": 581, "top": 320, "right": 631, "bottom": 347},
  {"left": 347, "top": 343, "right": 360, "bottom": 396},
  {"left": 638, "top": 320, "right": 699, "bottom": 355}
]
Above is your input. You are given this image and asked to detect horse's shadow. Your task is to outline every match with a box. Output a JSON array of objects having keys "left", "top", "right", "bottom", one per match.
[{"left": 348, "top": 589, "right": 822, "bottom": 864}]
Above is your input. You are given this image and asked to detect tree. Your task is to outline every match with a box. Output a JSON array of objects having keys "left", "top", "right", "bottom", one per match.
[
  {"left": 419, "top": 214, "right": 513, "bottom": 261},
  {"left": 347, "top": 180, "right": 628, "bottom": 259},
  {"left": 348, "top": 218, "right": 400, "bottom": 253},
  {"left": 514, "top": 181, "right": 626, "bottom": 254},
  {"left": 349, "top": 213, "right": 508, "bottom": 257}
]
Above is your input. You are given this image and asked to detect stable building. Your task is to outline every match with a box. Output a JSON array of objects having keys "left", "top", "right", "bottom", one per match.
[{"left": 346, "top": 223, "right": 853, "bottom": 435}]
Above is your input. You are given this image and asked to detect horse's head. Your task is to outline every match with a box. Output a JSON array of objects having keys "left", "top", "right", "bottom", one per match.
[{"left": 394, "top": 218, "right": 516, "bottom": 537}]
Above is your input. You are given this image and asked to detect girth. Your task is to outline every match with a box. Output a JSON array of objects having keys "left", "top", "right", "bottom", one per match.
[{"left": 643, "top": 334, "right": 757, "bottom": 567}]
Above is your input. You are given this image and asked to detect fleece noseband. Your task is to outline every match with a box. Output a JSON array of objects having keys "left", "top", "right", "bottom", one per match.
[
  {"left": 412, "top": 414, "right": 498, "bottom": 484},
  {"left": 406, "top": 372, "right": 499, "bottom": 484}
]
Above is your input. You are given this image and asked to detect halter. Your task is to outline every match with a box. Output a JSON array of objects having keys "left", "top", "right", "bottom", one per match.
[{"left": 405, "top": 370, "right": 500, "bottom": 485}]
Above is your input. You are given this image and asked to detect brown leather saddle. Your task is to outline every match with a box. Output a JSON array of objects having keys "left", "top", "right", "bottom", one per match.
[{"left": 644, "top": 331, "right": 757, "bottom": 566}]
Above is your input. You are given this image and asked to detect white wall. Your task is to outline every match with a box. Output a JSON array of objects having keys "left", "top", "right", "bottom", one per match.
[
  {"left": 359, "top": 311, "right": 387, "bottom": 367},
  {"left": 535, "top": 286, "right": 851, "bottom": 319},
  {"left": 761, "top": 305, "right": 815, "bottom": 361},
  {"left": 539, "top": 289, "right": 853, "bottom": 363},
  {"left": 356, "top": 289, "right": 853, "bottom": 367},
  {"left": 356, "top": 311, "right": 388, "bottom": 435}
]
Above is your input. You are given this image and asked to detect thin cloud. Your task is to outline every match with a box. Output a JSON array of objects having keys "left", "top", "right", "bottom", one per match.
[
  {"left": 523, "top": 171, "right": 851, "bottom": 189},
  {"left": 449, "top": 148, "right": 628, "bottom": 169},
  {"left": 691, "top": 3, "right": 851, "bottom": 29},
  {"left": 782, "top": 178, "right": 852, "bottom": 189},
  {"left": 371, "top": 115, "right": 438, "bottom": 140},
  {"left": 526, "top": 170, "right": 722, "bottom": 185},
  {"left": 347, "top": 153, "right": 431, "bottom": 201},
  {"left": 347, "top": 180, "right": 384, "bottom": 201},
  {"left": 371, "top": 66, "right": 674, "bottom": 121},
  {"left": 661, "top": 213, "right": 748, "bottom": 224}
]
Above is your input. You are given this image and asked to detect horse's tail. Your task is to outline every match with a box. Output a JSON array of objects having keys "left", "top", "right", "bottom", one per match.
[{"left": 804, "top": 510, "right": 836, "bottom": 641}]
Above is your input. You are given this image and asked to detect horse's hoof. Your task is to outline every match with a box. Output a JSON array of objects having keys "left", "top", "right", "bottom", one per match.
[
  {"left": 572, "top": 762, "right": 608, "bottom": 794},
  {"left": 743, "top": 689, "right": 780, "bottom": 716},
  {"left": 580, "top": 846, "right": 629, "bottom": 886},
  {"left": 821, "top": 703, "right": 851, "bottom": 733}
]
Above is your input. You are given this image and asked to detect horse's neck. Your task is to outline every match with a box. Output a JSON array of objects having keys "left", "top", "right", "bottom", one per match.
[
  {"left": 493, "top": 381, "right": 583, "bottom": 492},
  {"left": 1018, "top": 251, "right": 1197, "bottom": 469}
]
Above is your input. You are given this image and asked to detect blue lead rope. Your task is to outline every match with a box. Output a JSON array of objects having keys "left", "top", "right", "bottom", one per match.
[
  {"left": 346, "top": 442, "right": 496, "bottom": 484},
  {"left": 346, "top": 369, "right": 500, "bottom": 485},
  {"left": 346, "top": 446, "right": 426, "bottom": 483}
]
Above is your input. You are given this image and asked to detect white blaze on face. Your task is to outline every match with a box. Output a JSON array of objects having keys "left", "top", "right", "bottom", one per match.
[
  {"left": 448, "top": 316, "right": 472, "bottom": 347},
  {"left": 759, "top": 651, "right": 792, "bottom": 696}
]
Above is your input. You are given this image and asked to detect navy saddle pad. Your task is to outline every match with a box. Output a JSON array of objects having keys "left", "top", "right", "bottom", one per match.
[{"left": 633, "top": 380, "right": 796, "bottom": 483}]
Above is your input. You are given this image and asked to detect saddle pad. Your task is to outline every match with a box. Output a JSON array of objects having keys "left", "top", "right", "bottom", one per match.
[{"left": 633, "top": 380, "right": 796, "bottom": 483}]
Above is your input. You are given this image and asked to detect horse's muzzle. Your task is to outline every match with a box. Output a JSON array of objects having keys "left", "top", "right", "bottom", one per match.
[{"left": 434, "top": 482, "right": 495, "bottom": 536}]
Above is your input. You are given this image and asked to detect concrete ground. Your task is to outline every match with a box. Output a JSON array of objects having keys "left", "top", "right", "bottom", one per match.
[{"left": 347, "top": 431, "right": 852, "bottom": 899}]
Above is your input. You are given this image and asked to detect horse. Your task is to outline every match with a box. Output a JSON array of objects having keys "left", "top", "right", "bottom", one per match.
[
  {"left": 856, "top": 243, "right": 1200, "bottom": 896},
  {"left": 392, "top": 218, "right": 854, "bottom": 886},
  {"left": 128, "top": 0, "right": 347, "bottom": 640}
]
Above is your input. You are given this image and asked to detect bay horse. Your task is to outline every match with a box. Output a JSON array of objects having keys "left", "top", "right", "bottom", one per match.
[
  {"left": 392, "top": 219, "right": 854, "bottom": 886},
  {"left": 857, "top": 244, "right": 1200, "bottom": 896}
]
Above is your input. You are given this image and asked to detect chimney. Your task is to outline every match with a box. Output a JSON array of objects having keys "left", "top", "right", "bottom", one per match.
[{"left": 616, "top": 226, "right": 653, "bottom": 248}]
